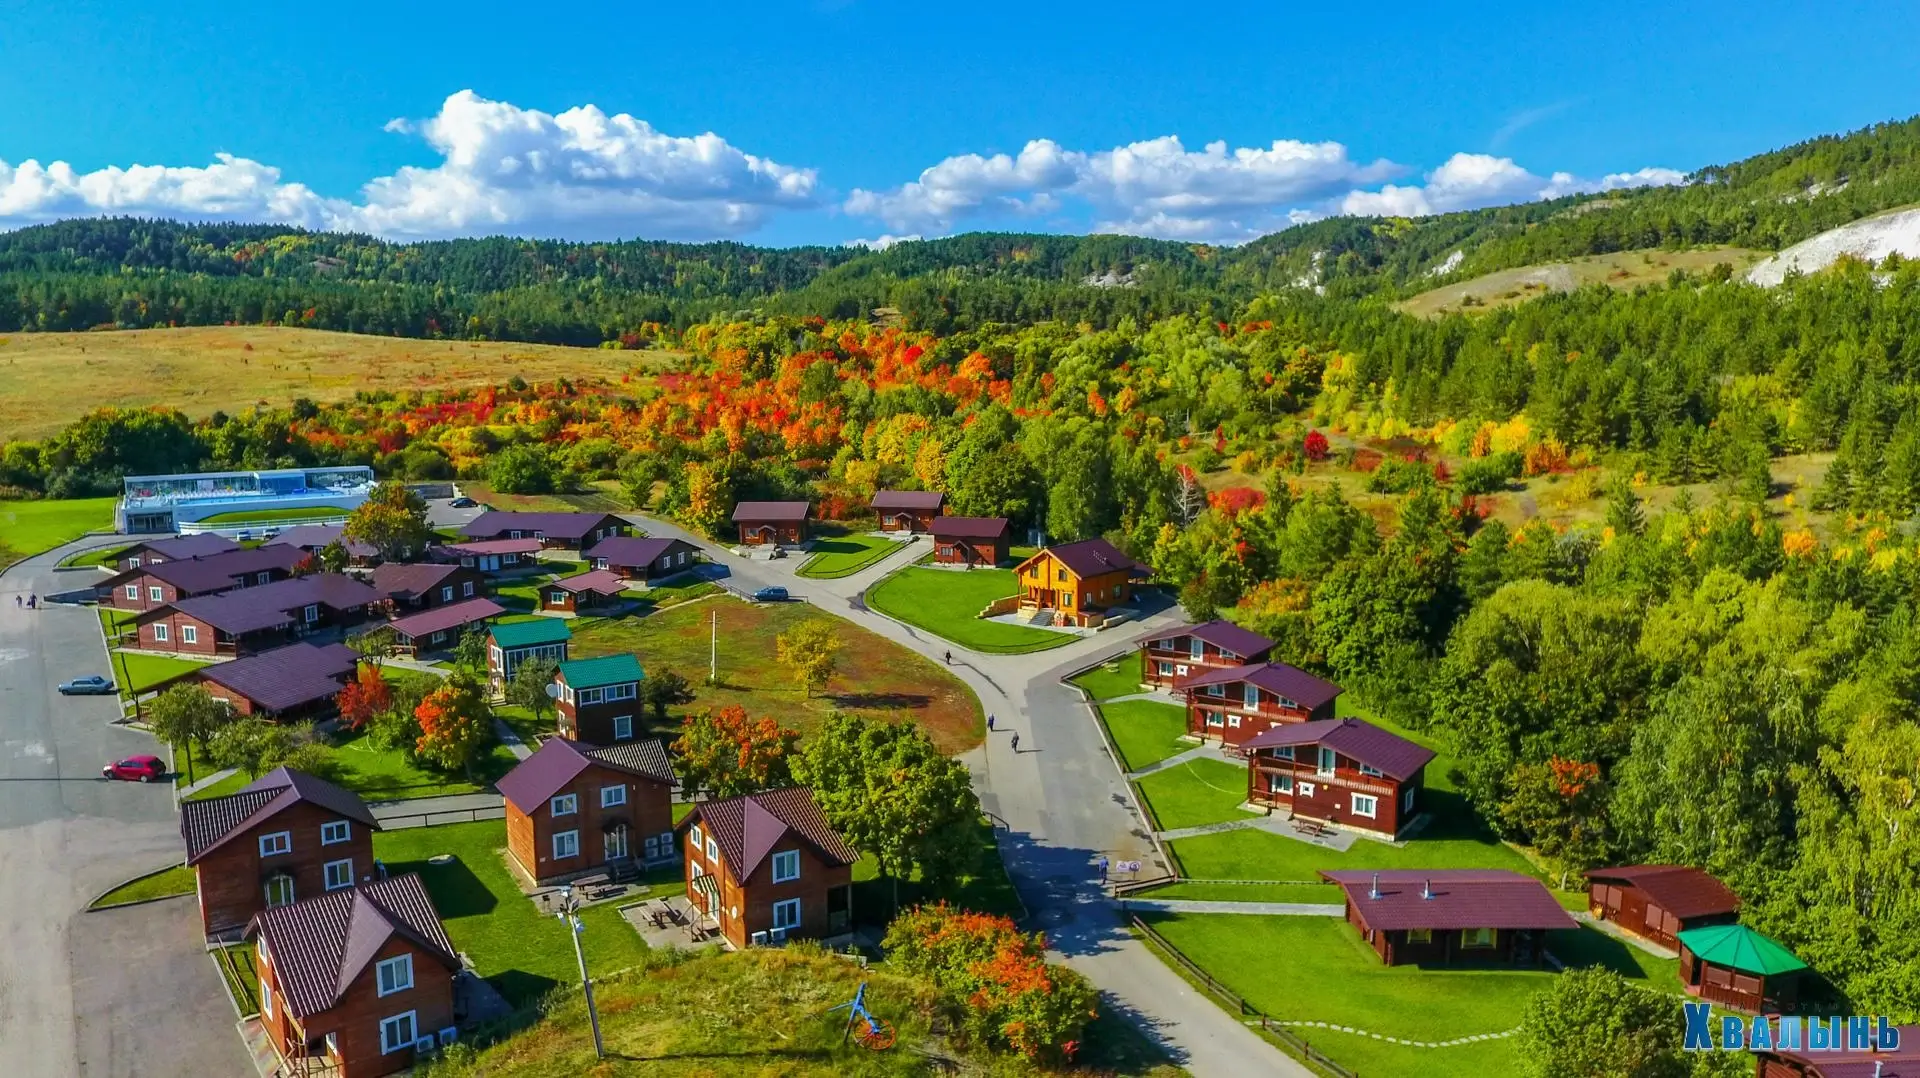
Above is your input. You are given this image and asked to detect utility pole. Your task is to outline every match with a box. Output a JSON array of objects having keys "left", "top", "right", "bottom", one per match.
[
  {"left": 709, "top": 608, "right": 717, "bottom": 685},
  {"left": 556, "top": 887, "right": 605, "bottom": 1059}
]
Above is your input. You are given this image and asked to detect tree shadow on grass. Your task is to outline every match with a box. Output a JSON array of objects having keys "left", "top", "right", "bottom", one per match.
[
  {"left": 1546, "top": 928, "right": 1660, "bottom": 980},
  {"left": 386, "top": 856, "right": 497, "bottom": 918},
  {"left": 825, "top": 691, "right": 933, "bottom": 711},
  {"left": 487, "top": 970, "right": 561, "bottom": 1010}
]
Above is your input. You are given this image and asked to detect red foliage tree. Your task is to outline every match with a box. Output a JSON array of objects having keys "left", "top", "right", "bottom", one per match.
[
  {"left": 334, "top": 663, "right": 391, "bottom": 731},
  {"left": 1303, "top": 429, "right": 1331, "bottom": 461}
]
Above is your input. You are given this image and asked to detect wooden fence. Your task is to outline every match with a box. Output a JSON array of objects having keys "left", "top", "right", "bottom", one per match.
[
  {"left": 1131, "top": 915, "right": 1359, "bottom": 1078},
  {"left": 375, "top": 803, "right": 507, "bottom": 830}
]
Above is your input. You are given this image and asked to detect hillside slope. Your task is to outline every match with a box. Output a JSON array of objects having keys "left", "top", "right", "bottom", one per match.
[
  {"left": 1747, "top": 204, "right": 1920, "bottom": 284},
  {"left": 1396, "top": 246, "right": 1761, "bottom": 316}
]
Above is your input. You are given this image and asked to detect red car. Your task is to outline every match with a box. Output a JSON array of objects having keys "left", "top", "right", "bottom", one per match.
[{"left": 102, "top": 755, "right": 166, "bottom": 782}]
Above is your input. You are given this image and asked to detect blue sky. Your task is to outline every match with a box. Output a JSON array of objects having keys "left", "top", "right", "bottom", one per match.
[{"left": 1, "top": 0, "right": 1916, "bottom": 247}]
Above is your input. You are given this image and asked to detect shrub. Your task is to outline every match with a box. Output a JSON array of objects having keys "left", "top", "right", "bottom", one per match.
[{"left": 1456, "top": 451, "right": 1524, "bottom": 494}]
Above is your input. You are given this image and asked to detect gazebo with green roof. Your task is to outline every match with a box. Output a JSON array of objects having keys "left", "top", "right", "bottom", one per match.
[
  {"left": 1676, "top": 924, "right": 1807, "bottom": 1013},
  {"left": 553, "top": 653, "right": 646, "bottom": 745},
  {"left": 487, "top": 618, "right": 573, "bottom": 680}
]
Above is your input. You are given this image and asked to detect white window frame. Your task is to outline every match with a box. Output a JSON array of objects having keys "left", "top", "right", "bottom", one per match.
[
  {"left": 1189, "top": 638, "right": 1204, "bottom": 660},
  {"left": 324, "top": 858, "right": 355, "bottom": 891},
  {"left": 260, "top": 975, "right": 273, "bottom": 1018},
  {"left": 461, "top": 581, "right": 474, "bottom": 597},
  {"left": 440, "top": 585, "right": 454, "bottom": 602},
  {"left": 1317, "top": 746, "right": 1337, "bottom": 777},
  {"left": 263, "top": 873, "right": 295, "bottom": 907},
  {"left": 1298, "top": 781, "right": 1316, "bottom": 798},
  {"left": 600, "top": 784, "right": 626, "bottom": 808},
  {"left": 688, "top": 825, "right": 703, "bottom": 854},
  {"left": 550, "top": 793, "right": 578, "bottom": 817},
  {"left": 181, "top": 625, "right": 198, "bottom": 645},
  {"left": 604, "top": 682, "right": 637, "bottom": 702},
  {"left": 1244, "top": 684, "right": 1259, "bottom": 709},
  {"left": 1270, "top": 774, "right": 1294, "bottom": 794},
  {"left": 706, "top": 837, "right": 719, "bottom": 861},
  {"left": 378, "top": 1011, "right": 417, "bottom": 1054},
  {"left": 259, "top": 831, "right": 292, "bottom": 857},
  {"left": 1462, "top": 927, "right": 1497, "bottom": 949},
  {"left": 125, "top": 584, "right": 139, "bottom": 600},
  {"left": 772, "top": 898, "right": 801, "bottom": 930},
  {"left": 1351, "top": 794, "right": 1378, "bottom": 819},
  {"left": 152, "top": 623, "right": 169, "bottom": 642},
  {"left": 1204, "top": 713, "right": 1223, "bottom": 727},
  {"left": 771, "top": 849, "right": 800, "bottom": 883},
  {"left": 1227, "top": 715, "right": 1242, "bottom": 728},
  {"left": 257, "top": 572, "right": 272, "bottom": 586},
  {"left": 549, "top": 590, "right": 568, "bottom": 605},
  {"left": 612, "top": 715, "right": 632, "bottom": 740},
  {"left": 303, "top": 603, "right": 320, "bottom": 624},
  {"left": 552, "top": 830, "right": 580, "bottom": 860},
  {"left": 377, "top": 954, "right": 413, "bottom": 996},
  {"left": 1359, "top": 763, "right": 1384, "bottom": 777},
  {"left": 149, "top": 585, "right": 164, "bottom": 602},
  {"left": 577, "top": 687, "right": 603, "bottom": 705},
  {"left": 1157, "top": 661, "right": 1172, "bottom": 675}
]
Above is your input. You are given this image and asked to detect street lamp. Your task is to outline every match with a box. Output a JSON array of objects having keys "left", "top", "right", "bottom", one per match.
[{"left": 554, "top": 886, "right": 606, "bottom": 1059}]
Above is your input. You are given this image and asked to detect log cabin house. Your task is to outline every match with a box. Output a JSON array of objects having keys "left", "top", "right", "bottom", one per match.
[
  {"left": 458, "top": 511, "right": 628, "bottom": 551},
  {"left": 248, "top": 873, "right": 460, "bottom": 1078},
  {"left": 1013, "top": 538, "right": 1152, "bottom": 627},
  {"left": 264, "top": 523, "right": 382, "bottom": 565},
  {"left": 369, "top": 562, "right": 487, "bottom": 614},
  {"left": 98, "top": 545, "right": 308, "bottom": 612},
  {"left": 930, "top": 516, "right": 1011, "bottom": 567},
  {"left": 132, "top": 573, "right": 385, "bottom": 657},
  {"left": 498, "top": 737, "right": 678, "bottom": 885},
  {"left": 1181, "top": 661, "right": 1342, "bottom": 750},
  {"left": 1582, "top": 865, "right": 1740, "bottom": 950},
  {"left": 1320, "top": 869, "right": 1578, "bottom": 966},
  {"left": 111, "top": 533, "right": 239, "bottom": 569},
  {"left": 385, "top": 597, "right": 505, "bottom": 657},
  {"left": 588, "top": 536, "right": 701, "bottom": 582},
  {"left": 1676, "top": 924, "right": 1806, "bottom": 1013},
  {"left": 178, "top": 767, "right": 380, "bottom": 939},
  {"left": 1244, "top": 718, "right": 1433, "bottom": 838},
  {"left": 179, "top": 641, "right": 359, "bottom": 719},
  {"left": 871, "top": 490, "right": 943, "bottom": 533},
  {"left": 427, "top": 538, "right": 544, "bottom": 575},
  {"left": 731, "top": 501, "right": 812, "bottom": 546},
  {"left": 679, "top": 787, "right": 858, "bottom": 950},
  {"left": 1135, "top": 619, "right": 1275, "bottom": 689},
  {"left": 552, "top": 654, "right": 645, "bottom": 745},
  {"left": 541, "top": 568, "right": 628, "bottom": 614}
]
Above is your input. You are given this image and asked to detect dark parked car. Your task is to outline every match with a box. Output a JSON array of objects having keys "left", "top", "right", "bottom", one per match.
[
  {"left": 103, "top": 755, "right": 166, "bottom": 782},
  {"left": 449, "top": 496, "right": 478, "bottom": 508},
  {"left": 751, "top": 586, "right": 789, "bottom": 603},
  {"left": 58, "top": 675, "right": 115, "bottom": 695}
]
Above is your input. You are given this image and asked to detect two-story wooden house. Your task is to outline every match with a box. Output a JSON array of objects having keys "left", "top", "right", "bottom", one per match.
[
  {"left": 732, "top": 501, "right": 812, "bottom": 546},
  {"left": 1320, "top": 869, "right": 1578, "bottom": 966},
  {"left": 369, "top": 562, "right": 487, "bottom": 614},
  {"left": 179, "top": 767, "right": 380, "bottom": 938},
  {"left": 1013, "top": 538, "right": 1152, "bottom": 627},
  {"left": 498, "top": 737, "right": 679, "bottom": 886},
  {"left": 552, "top": 654, "right": 644, "bottom": 744},
  {"left": 930, "top": 516, "right": 1011, "bottom": 567},
  {"left": 249, "top": 873, "right": 460, "bottom": 1078},
  {"left": 98, "top": 545, "right": 308, "bottom": 612},
  {"left": 871, "top": 490, "right": 943, "bottom": 533},
  {"left": 459, "top": 510, "right": 629, "bottom": 551},
  {"left": 679, "top": 787, "right": 858, "bottom": 950},
  {"left": 589, "top": 536, "right": 701, "bottom": 582},
  {"left": 1582, "top": 865, "right": 1740, "bottom": 950},
  {"left": 1243, "top": 718, "right": 1434, "bottom": 837},
  {"left": 133, "top": 573, "right": 385, "bottom": 657},
  {"left": 485, "top": 618, "right": 571, "bottom": 682},
  {"left": 1180, "top": 661, "right": 1343, "bottom": 750},
  {"left": 1136, "top": 620, "right": 1276, "bottom": 689}
]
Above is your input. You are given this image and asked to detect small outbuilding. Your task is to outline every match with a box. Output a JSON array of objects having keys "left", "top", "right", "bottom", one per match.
[
  {"left": 871, "top": 490, "right": 943, "bottom": 533},
  {"left": 1583, "top": 864, "right": 1740, "bottom": 950},
  {"left": 1676, "top": 923, "right": 1806, "bottom": 1013},
  {"left": 486, "top": 619, "right": 571, "bottom": 681},
  {"left": 732, "top": 501, "right": 812, "bottom": 546},
  {"left": 542, "top": 568, "right": 628, "bottom": 614}
]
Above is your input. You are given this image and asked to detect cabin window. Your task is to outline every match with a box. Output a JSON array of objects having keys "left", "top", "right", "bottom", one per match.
[
  {"left": 1298, "top": 781, "right": 1316, "bottom": 797},
  {"left": 772, "top": 850, "right": 801, "bottom": 883},
  {"left": 1244, "top": 684, "right": 1259, "bottom": 709},
  {"left": 604, "top": 682, "right": 637, "bottom": 702},
  {"left": 577, "top": 687, "right": 603, "bottom": 705},
  {"left": 1408, "top": 929, "right": 1433, "bottom": 943},
  {"left": 324, "top": 858, "right": 354, "bottom": 891},
  {"left": 552, "top": 830, "right": 580, "bottom": 859},
  {"left": 1205, "top": 714, "right": 1224, "bottom": 727},
  {"left": 772, "top": 898, "right": 802, "bottom": 930},
  {"left": 549, "top": 590, "right": 567, "bottom": 605},
  {"left": 152, "top": 623, "right": 170, "bottom": 643},
  {"left": 1279, "top": 695, "right": 1300, "bottom": 710},
  {"left": 1317, "top": 747, "right": 1337, "bottom": 777},
  {"left": 1403, "top": 787, "right": 1416, "bottom": 813},
  {"left": 551, "top": 794, "right": 578, "bottom": 817},
  {"left": 706, "top": 837, "right": 719, "bottom": 861},
  {"left": 1461, "top": 927, "right": 1497, "bottom": 949},
  {"left": 600, "top": 785, "right": 626, "bottom": 808},
  {"left": 1351, "top": 794, "right": 1378, "bottom": 818},
  {"left": 1269, "top": 774, "right": 1293, "bottom": 794},
  {"left": 1056, "top": 568, "right": 1066, "bottom": 582},
  {"left": 1359, "top": 764, "right": 1383, "bottom": 777},
  {"left": 321, "top": 820, "right": 351, "bottom": 845},
  {"left": 1157, "top": 662, "right": 1173, "bottom": 676},
  {"left": 1190, "top": 638, "right": 1204, "bottom": 660},
  {"left": 181, "top": 626, "right": 198, "bottom": 644},
  {"left": 1205, "top": 683, "right": 1225, "bottom": 697},
  {"left": 263, "top": 873, "right": 296, "bottom": 908},
  {"left": 1227, "top": 715, "right": 1241, "bottom": 728},
  {"left": 688, "top": 825, "right": 703, "bottom": 853},
  {"left": 258, "top": 572, "right": 273, "bottom": 586},
  {"left": 612, "top": 715, "right": 633, "bottom": 740},
  {"left": 149, "top": 586, "right": 164, "bottom": 602},
  {"left": 259, "top": 831, "right": 292, "bottom": 857},
  {"left": 303, "top": 604, "right": 319, "bottom": 624},
  {"left": 125, "top": 584, "right": 139, "bottom": 600},
  {"left": 1274, "top": 746, "right": 1293, "bottom": 759},
  {"left": 378, "top": 1012, "right": 417, "bottom": 1054}
]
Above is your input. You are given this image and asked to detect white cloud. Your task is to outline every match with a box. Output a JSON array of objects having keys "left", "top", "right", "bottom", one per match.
[
  {"left": 843, "top": 234, "right": 921, "bottom": 250},
  {"left": 0, "top": 91, "right": 818, "bottom": 241},
  {"left": 1340, "top": 153, "right": 1685, "bottom": 218}
]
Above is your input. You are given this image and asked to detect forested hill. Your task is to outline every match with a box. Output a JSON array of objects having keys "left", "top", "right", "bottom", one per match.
[{"left": 3, "top": 113, "right": 1920, "bottom": 341}]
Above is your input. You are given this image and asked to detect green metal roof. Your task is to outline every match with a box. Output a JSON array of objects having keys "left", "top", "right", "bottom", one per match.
[
  {"left": 489, "top": 619, "right": 573, "bottom": 648},
  {"left": 1675, "top": 924, "right": 1807, "bottom": 976},
  {"left": 556, "top": 653, "right": 644, "bottom": 688}
]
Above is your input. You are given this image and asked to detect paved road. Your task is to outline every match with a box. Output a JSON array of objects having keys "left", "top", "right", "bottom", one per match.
[
  {"left": 627, "top": 516, "right": 1312, "bottom": 1076},
  {"left": 0, "top": 539, "right": 252, "bottom": 1078}
]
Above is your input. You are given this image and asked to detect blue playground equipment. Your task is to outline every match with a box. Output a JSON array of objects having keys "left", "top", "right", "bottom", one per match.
[{"left": 827, "top": 981, "right": 896, "bottom": 1050}]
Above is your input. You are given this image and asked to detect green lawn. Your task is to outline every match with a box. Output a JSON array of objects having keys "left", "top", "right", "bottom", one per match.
[
  {"left": 1099, "top": 700, "right": 1192, "bottom": 772},
  {"left": 185, "top": 771, "right": 252, "bottom": 800},
  {"left": 866, "top": 565, "right": 1074, "bottom": 654},
  {"left": 98, "top": 606, "right": 137, "bottom": 644},
  {"left": 89, "top": 863, "right": 196, "bottom": 909},
  {"left": 495, "top": 560, "right": 592, "bottom": 614},
  {"left": 195, "top": 507, "right": 354, "bottom": 525},
  {"left": 570, "top": 599, "right": 982, "bottom": 753},
  {"left": 1133, "top": 758, "right": 1251, "bottom": 830},
  {"left": 495, "top": 703, "right": 554, "bottom": 747},
  {"left": 628, "top": 578, "right": 719, "bottom": 615},
  {"left": 0, "top": 497, "right": 116, "bottom": 566},
  {"left": 1169, "top": 821, "right": 1550, "bottom": 884},
  {"left": 327, "top": 729, "right": 518, "bottom": 801},
  {"left": 213, "top": 942, "right": 260, "bottom": 1016},
  {"left": 795, "top": 532, "right": 903, "bottom": 578},
  {"left": 374, "top": 821, "right": 651, "bottom": 1006},
  {"left": 60, "top": 543, "right": 130, "bottom": 569},
  {"left": 1070, "top": 659, "right": 1146, "bottom": 702},
  {"left": 1133, "top": 881, "right": 1341, "bottom": 904},
  {"left": 114, "top": 651, "right": 213, "bottom": 698}
]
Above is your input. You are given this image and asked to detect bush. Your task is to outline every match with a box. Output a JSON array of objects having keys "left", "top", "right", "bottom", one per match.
[
  {"left": 1457, "top": 450, "right": 1524, "bottom": 494},
  {"left": 488, "top": 444, "right": 556, "bottom": 494},
  {"left": 1365, "top": 456, "right": 1428, "bottom": 494}
]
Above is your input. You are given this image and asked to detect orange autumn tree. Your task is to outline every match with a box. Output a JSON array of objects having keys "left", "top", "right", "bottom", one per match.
[
  {"left": 672, "top": 704, "right": 798, "bottom": 799},
  {"left": 882, "top": 903, "right": 1098, "bottom": 1061},
  {"left": 414, "top": 674, "right": 494, "bottom": 775},
  {"left": 334, "top": 663, "right": 391, "bottom": 731}
]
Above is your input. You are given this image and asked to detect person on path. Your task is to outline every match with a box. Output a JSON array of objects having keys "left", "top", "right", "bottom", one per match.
[
  {"left": 1010, "top": 732, "right": 1020, "bottom": 753},
  {"left": 944, "top": 650, "right": 952, "bottom": 665},
  {"left": 26, "top": 594, "right": 35, "bottom": 610},
  {"left": 987, "top": 714, "right": 995, "bottom": 732},
  {"left": 1097, "top": 856, "right": 1109, "bottom": 883}
]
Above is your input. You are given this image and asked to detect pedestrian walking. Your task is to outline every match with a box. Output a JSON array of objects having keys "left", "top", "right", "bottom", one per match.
[
  {"left": 1010, "top": 732, "right": 1020, "bottom": 753},
  {"left": 26, "top": 594, "right": 35, "bottom": 610},
  {"left": 1097, "top": 856, "right": 1109, "bottom": 883},
  {"left": 944, "top": 650, "right": 952, "bottom": 665},
  {"left": 987, "top": 714, "right": 995, "bottom": 732}
]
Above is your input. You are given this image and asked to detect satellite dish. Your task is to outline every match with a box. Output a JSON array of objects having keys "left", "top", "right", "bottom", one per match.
[{"left": 544, "top": 683, "right": 563, "bottom": 699}]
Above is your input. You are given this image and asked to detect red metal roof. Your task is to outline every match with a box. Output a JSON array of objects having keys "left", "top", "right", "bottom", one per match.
[
  {"left": 386, "top": 597, "right": 505, "bottom": 641},
  {"left": 1761, "top": 1025, "right": 1920, "bottom": 1075},
  {"left": 556, "top": 568, "right": 627, "bottom": 595},
  {"left": 730, "top": 500, "right": 812, "bottom": 522},
  {"left": 1181, "top": 660, "right": 1343, "bottom": 710},
  {"left": 1581, "top": 865, "right": 1740, "bottom": 920},
  {"left": 461, "top": 510, "right": 625, "bottom": 541},
  {"left": 1321, "top": 870, "right": 1578, "bottom": 932},
  {"left": 931, "top": 515, "right": 1011, "bottom": 539},
  {"left": 369, "top": 561, "right": 464, "bottom": 600},
  {"left": 1134, "top": 619, "right": 1275, "bottom": 661},
  {"left": 191, "top": 642, "right": 359, "bottom": 714},
  {"left": 1018, "top": 537, "right": 1152, "bottom": 580},
  {"left": 101, "top": 545, "right": 308, "bottom": 595},
  {"left": 247, "top": 873, "right": 458, "bottom": 1019},
  {"left": 871, "top": 490, "right": 945, "bottom": 511},
  {"left": 1242, "top": 718, "right": 1435, "bottom": 780},
  {"left": 180, "top": 767, "right": 378, "bottom": 863},
  {"left": 152, "top": 573, "right": 385, "bottom": 634},
  {"left": 678, "top": 787, "right": 857, "bottom": 878},
  {"left": 122, "top": 534, "right": 240, "bottom": 560},
  {"left": 589, "top": 535, "right": 696, "bottom": 569},
  {"left": 263, "top": 524, "right": 379, "bottom": 558},
  {"left": 497, "top": 737, "right": 676, "bottom": 814}
]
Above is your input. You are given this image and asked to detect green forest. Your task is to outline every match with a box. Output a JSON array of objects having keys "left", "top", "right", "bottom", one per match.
[{"left": 3, "top": 112, "right": 1919, "bottom": 1021}]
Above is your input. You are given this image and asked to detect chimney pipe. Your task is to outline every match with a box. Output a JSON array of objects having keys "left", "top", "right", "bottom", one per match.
[
  {"left": 1368, "top": 872, "right": 1380, "bottom": 900},
  {"left": 1422, "top": 878, "right": 1433, "bottom": 901}
]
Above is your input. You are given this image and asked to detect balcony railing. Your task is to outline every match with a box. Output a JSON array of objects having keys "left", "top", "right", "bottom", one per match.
[{"left": 1250, "top": 760, "right": 1397, "bottom": 795}]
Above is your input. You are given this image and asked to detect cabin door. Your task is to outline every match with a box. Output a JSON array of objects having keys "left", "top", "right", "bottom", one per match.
[{"left": 605, "top": 824, "right": 630, "bottom": 861}]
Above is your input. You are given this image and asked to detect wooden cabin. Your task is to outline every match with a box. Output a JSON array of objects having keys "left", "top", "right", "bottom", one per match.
[
  {"left": 1136, "top": 620, "right": 1274, "bottom": 689},
  {"left": 871, "top": 490, "right": 943, "bottom": 533},
  {"left": 589, "top": 536, "right": 701, "bottom": 582},
  {"left": 1182, "top": 661, "right": 1342, "bottom": 750},
  {"left": 542, "top": 568, "right": 627, "bottom": 614},
  {"left": 1321, "top": 869, "right": 1578, "bottom": 966},
  {"left": 1753, "top": 1023, "right": 1920, "bottom": 1078},
  {"left": 1013, "top": 538, "right": 1151, "bottom": 627},
  {"left": 1676, "top": 924, "right": 1806, "bottom": 1013},
  {"left": 1583, "top": 865, "right": 1740, "bottom": 950},
  {"left": 931, "top": 516, "right": 1011, "bottom": 567},
  {"left": 498, "top": 737, "right": 678, "bottom": 886},
  {"left": 731, "top": 501, "right": 812, "bottom": 546},
  {"left": 679, "top": 787, "right": 858, "bottom": 950},
  {"left": 552, "top": 654, "right": 644, "bottom": 745},
  {"left": 1244, "top": 718, "right": 1433, "bottom": 837}
]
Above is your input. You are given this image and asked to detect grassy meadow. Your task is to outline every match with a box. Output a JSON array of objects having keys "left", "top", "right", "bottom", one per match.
[{"left": 0, "top": 497, "right": 117, "bottom": 566}]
